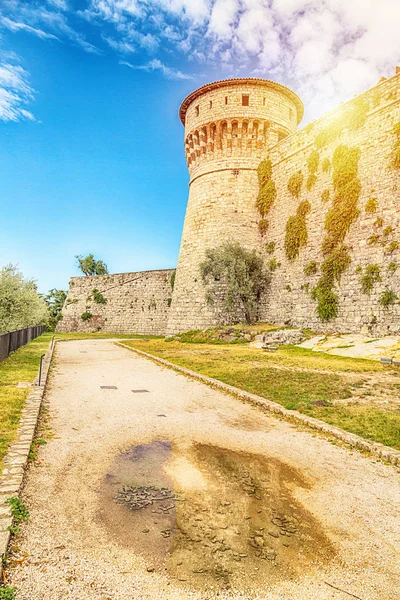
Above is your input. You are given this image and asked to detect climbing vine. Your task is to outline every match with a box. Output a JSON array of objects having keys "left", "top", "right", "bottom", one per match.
[
  {"left": 322, "top": 158, "right": 331, "bottom": 173},
  {"left": 379, "top": 289, "right": 398, "bottom": 308},
  {"left": 312, "top": 145, "right": 361, "bottom": 320},
  {"left": 391, "top": 123, "right": 400, "bottom": 169},
  {"left": 359, "top": 265, "right": 381, "bottom": 294},
  {"left": 284, "top": 200, "right": 310, "bottom": 260},
  {"left": 304, "top": 261, "right": 319, "bottom": 276},
  {"left": 256, "top": 159, "right": 276, "bottom": 220},
  {"left": 365, "top": 198, "right": 377, "bottom": 214},
  {"left": 258, "top": 219, "right": 269, "bottom": 237},
  {"left": 287, "top": 171, "right": 304, "bottom": 199},
  {"left": 306, "top": 150, "right": 319, "bottom": 190},
  {"left": 321, "top": 189, "right": 330, "bottom": 203},
  {"left": 314, "top": 98, "right": 369, "bottom": 149},
  {"left": 265, "top": 241, "right": 275, "bottom": 254},
  {"left": 92, "top": 288, "right": 107, "bottom": 304}
]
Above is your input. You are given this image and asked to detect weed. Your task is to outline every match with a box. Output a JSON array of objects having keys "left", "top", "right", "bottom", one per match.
[
  {"left": 365, "top": 198, "right": 377, "bottom": 213},
  {"left": 284, "top": 200, "right": 310, "bottom": 260},
  {"left": 287, "top": 171, "right": 304, "bottom": 198},
  {"left": 379, "top": 289, "right": 398, "bottom": 308}
]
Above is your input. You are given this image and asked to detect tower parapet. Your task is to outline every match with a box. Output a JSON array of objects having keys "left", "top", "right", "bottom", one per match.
[{"left": 167, "top": 79, "right": 303, "bottom": 334}]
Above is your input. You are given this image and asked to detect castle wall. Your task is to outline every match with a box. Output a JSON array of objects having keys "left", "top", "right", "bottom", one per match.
[
  {"left": 167, "top": 78, "right": 303, "bottom": 334},
  {"left": 261, "top": 71, "right": 400, "bottom": 335},
  {"left": 169, "top": 71, "right": 400, "bottom": 336},
  {"left": 57, "top": 269, "right": 174, "bottom": 335}
]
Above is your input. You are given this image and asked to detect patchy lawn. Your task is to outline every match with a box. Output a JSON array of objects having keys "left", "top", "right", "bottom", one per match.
[
  {"left": 123, "top": 339, "right": 400, "bottom": 451},
  {"left": 0, "top": 333, "right": 53, "bottom": 468}
]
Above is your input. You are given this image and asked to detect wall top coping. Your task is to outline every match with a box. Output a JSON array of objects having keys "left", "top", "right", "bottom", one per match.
[
  {"left": 69, "top": 268, "right": 176, "bottom": 282},
  {"left": 179, "top": 78, "right": 304, "bottom": 126}
]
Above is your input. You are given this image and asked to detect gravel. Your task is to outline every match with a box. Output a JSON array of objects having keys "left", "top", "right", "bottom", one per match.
[{"left": 8, "top": 339, "right": 400, "bottom": 600}]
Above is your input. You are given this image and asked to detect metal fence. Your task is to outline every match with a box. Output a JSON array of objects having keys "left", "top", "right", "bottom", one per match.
[{"left": 0, "top": 325, "right": 46, "bottom": 364}]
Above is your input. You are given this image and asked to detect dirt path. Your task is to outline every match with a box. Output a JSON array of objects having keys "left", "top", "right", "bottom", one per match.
[{"left": 8, "top": 340, "right": 400, "bottom": 599}]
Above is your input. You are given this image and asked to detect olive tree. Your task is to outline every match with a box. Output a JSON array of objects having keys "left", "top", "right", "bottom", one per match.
[
  {"left": 75, "top": 254, "right": 108, "bottom": 276},
  {"left": 45, "top": 288, "right": 67, "bottom": 331},
  {"left": 200, "top": 242, "right": 269, "bottom": 324},
  {"left": 0, "top": 265, "right": 49, "bottom": 333}
]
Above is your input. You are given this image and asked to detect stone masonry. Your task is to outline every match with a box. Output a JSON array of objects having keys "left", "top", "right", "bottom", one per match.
[
  {"left": 58, "top": 269, "right": 174, "bottom": 335},
  {"left": 167, "top": 72, "right": 400, "bottom": 335},
  {"left": 60, "top": 71, "right": 400, "bottom": 336}
]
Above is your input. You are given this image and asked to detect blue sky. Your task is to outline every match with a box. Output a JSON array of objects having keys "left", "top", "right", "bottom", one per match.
[{"left": 0, "top": 0, "right": 399, "bottom": 293}]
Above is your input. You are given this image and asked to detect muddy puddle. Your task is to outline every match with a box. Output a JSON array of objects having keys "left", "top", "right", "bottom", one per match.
[{"left": 99, "top": 441, "right": 335, "bottom": 592}]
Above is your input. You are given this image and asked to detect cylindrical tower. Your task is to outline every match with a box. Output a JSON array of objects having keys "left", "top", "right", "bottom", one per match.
[{"left": 167, "top": 78, "right": 303, "bottom": 334}]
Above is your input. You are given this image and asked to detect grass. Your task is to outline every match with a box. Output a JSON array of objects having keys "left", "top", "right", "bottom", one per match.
[
  {"left": 0, "top": 333, "right": 53, "bottom": 469},
  {"left": 54, "top": 332, "right": 162, "bottom": 341},
  {"left": 123, "top": 340, "right": 400, "bottom": 450}
]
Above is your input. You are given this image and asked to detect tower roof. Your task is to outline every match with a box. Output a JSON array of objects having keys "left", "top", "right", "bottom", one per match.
[{"left": 179, "top": 78, "right": 304, "bottom": 125}]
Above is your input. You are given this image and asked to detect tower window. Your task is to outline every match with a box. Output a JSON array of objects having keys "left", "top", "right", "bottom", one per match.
[
  {"left": 209, "top": 101, "right": 213, "bottom": 109},
  {"left": 263, "top": 97, "right": 266, "bottom": 106},
  {"left": 195, "top": 105, "right": 199, "bottom": 116},
  {"left": 225, "top": 96, "right": 228, "bottom": 105},
  {"left": 232, "top": 169, "right": 239, "bottom": 176},
  {"left": 242, "top": 95, "right": 250, "bottom": 106}
]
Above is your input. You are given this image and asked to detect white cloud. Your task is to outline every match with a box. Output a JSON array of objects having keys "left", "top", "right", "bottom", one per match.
[
  {"left": 2, "top": 0, "right": 400, "bottom": 120},
  {"left": 0, "top": 16, "right": 59, "bottom": 40},
  {"left": 0, "top": 61, "right": 34, "bottom": 122},
  {"left": 120, "top": 58, "right": 193, "bottom": 80}
]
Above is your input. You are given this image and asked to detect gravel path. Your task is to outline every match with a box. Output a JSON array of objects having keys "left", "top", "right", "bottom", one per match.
[{"left": 8, "top": 340, "right": 400, "bottom": 600}]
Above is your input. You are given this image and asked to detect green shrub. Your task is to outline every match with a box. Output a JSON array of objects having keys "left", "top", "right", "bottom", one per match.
[
  {"left": 81, "top": 311, "right": 93, "bottom": 321},
  {"left": 311, "top": 285, "right": 339, "bottom": 321},
  {"left": 365, "top": 198, "right": 377, "bottom": 213},
  {"left": 284, "top": 200, "right": 311, "bottom": 260},
  {"left": 321, "top": 189, "right": 330, "bottom": 203},
  {"left": 360, "top": 264, "right": 381, "bottom": 294},
  {"left": 287, "top": 171, "right": 304, "bottom": 198},
  {"left": 374, "top": 217, "right": 384, "bottom": 228},
  {"left": 322, "top": 158, "right": 331, "bottom": 173},
  {"left": 379, "top": 289, "right": 398, "bottom": 308},
  {"left": 200, "top": 241, "right": 269, "bottom": 325},
  {"left": 92, "top": 288, "right": 107, "bottom": 304},
  {"left": 304, "top": 261, "right": 319, "bottom": 276},
  {"left": 265, "top": 241, "right": 276, "bottom": 254},
  {"left": 0, "top": 587, "right": 17, "bottom": 600},
  {"left": 258, "top": 219, "right": 269, "bottom": 236},
  {"left": 388, "top": 262, "right": 398, "bottom": 273}
]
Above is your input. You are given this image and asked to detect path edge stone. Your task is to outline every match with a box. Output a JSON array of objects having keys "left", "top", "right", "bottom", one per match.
[
  {"left": 0, "top": 339, "right": 55, "bottom": 561},
  {"left": 118, "top": 342, "right": 400, "bottom": 467}
]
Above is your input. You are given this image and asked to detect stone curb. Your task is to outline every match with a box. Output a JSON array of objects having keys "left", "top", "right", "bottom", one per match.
[
  {"left": 0, "top": 340, "right": 55, "bottom": 559},
  {"left": 118, "top": 342, "right": 400, "bottom": 467}
]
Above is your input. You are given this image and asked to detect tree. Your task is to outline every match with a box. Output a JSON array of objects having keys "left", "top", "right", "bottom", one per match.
[
  {"left": 75, "top": 254, "right": 108, "bottom": 276},
  {"left": 200, "top": 242, "right": 269, "bottom": 324},
  {"left": 45, "top": 289, "right": 67, "bottom": 331},
  {"left": 0, "top": 265, "right": 49, "bottom": 333}
]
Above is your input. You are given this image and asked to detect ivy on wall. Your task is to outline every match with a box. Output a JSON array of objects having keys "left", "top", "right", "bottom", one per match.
[
  {"left": 284, "top": 200, "right": 311, "bottom": 260},
  {"left": 360, "top": 265, "right": 381, "bottom": 294},
  {"left": 312, "top": 145, "right": 362, "bottom": 320},
  {"left": 321, "top": 189, "right": 330, "bottom": 203},
  {"left": 314, "top": 98, "right": 369, "bottom": 149},
  {"left": 306, "top": 150, "right": 319, "bottom": 190},
  {"left": 391, "top": 123, "right": 400, "bottom": 169},
  {"left": 287, "top": 171, "right": 304, "bottom": 199},
  {"left": 322, "top": 158, "right": 331, "bottom": 173},
  {"left": 365, "top": 198, "right": 378, "bottom": 214},
  {"left": 256, "top": 159, "right": 276, "bottom": 235},
  {"left": 304, "top": 261, "right": 319, "bottom": 276}
]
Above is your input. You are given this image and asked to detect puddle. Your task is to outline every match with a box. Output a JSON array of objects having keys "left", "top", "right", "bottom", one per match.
[{"left": 99, "top": 441, "right": 335, "bottom": 592}]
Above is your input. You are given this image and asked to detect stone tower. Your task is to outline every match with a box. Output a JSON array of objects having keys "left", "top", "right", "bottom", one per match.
[{"left": 167, "top": 78, "right": 304, "bottom": 334}]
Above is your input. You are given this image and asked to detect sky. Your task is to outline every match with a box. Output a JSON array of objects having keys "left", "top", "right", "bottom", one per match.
[{"left": 1, "top": 0, "right": 400, "bottom": 293}]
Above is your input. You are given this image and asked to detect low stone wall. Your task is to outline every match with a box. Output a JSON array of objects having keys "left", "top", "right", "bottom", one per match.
[{"left": 57, "top": 269, "right": 175, "bottom": 336}]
